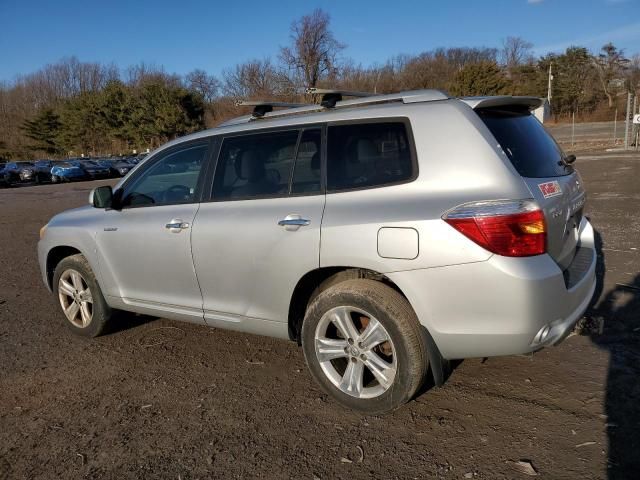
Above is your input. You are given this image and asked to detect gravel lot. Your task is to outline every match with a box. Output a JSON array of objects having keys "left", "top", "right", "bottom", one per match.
[{"left": 1, "top": 150, "right": 639, "bottom": 479}]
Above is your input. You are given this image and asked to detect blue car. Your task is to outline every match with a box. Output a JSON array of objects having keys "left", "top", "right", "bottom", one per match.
[
  {"left": 50, "top": 162, "right": 86, "bottom": 182},
  {"left": 70, "top": 159, "right": 111, "bottom": 179}
]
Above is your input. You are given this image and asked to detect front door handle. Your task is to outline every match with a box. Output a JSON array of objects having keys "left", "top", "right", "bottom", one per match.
[
  {"left": 165, "top": 218, "right": 190, "bottom": 233},
  {"left": 278, "top": 214, "right": 310, "bottom": 231}
]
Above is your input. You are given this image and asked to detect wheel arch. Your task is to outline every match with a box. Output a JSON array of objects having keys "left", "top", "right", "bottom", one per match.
[
  {"left": 45, "top": 245, "right": 83, "bottom": 290},
  {"left": 288, "top": 266, "right": 449, "bottom": 386}
]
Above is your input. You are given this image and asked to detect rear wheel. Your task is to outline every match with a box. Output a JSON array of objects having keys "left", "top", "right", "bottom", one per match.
[
  {"left": 53, "top": 254, "right": 113, "bottom": 337},
  {"left": 302, "top": 279, "right": 427, "bottom": 414}
]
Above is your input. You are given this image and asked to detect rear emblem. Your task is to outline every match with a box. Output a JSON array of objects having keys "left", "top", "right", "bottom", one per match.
[{"left": 538, "top": 181, "right": 562, "bottom": 199}]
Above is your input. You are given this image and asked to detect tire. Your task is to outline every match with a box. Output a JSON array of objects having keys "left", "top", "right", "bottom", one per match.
[
  {"left": 301, "top": 279, "right": 428, "bottom": 415},
  {"left": 52, "top": 254, "right": 113, "bottom": 337}
]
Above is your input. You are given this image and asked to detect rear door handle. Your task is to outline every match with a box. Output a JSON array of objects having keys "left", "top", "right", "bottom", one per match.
[
  {"left": 165, "top": 218, "right": 190, "bottom": 233},
  {"left": 278, "top": 214, "right": 310, "bottom": 231}
]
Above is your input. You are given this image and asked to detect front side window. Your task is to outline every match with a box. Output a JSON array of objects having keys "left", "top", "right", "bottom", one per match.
[
  {"left": 213, "top": 130, "right": 299, "bottom": 200},
  {"left": 121, "top": 143, "right": 208, "bottom": 207},
  {"left": 327, "top": 122, "right": 414, "bottom": 191}
]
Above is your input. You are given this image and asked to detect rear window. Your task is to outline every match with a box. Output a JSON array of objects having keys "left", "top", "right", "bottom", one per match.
[
  {"left": 478, "top": 110, "right": 573, "bottom": 178},
  {"left": 327, "top": 121, "right": 414, "bottom": 191}
]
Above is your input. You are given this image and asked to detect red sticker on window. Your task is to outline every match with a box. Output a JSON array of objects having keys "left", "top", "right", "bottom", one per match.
[{"left": 538, "top": 181, "right": 562, "bottom": 198}]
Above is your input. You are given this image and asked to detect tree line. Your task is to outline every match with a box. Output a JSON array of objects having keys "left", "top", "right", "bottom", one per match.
[{"left": 1, "top": 8, "right": 638, "bottom": 160}]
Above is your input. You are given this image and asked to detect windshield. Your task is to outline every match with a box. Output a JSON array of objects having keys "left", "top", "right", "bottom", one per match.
[{"left": 478, "top": 109, "right": 573, "bottom": 178}]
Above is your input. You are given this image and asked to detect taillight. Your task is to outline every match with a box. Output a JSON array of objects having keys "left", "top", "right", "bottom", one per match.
[{"left": 443, "top": 199, "right": 546, "bottom": 257}]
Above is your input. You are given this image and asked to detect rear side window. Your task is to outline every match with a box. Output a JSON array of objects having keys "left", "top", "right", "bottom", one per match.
[
  {"left": 213, "top": 131, "right": 299, "bottom": 200},
  {"left": 327, "top": 122, "right": 414, "bottom": 191},
  {"left": 478, "top": 110, "right": 573, "bottom": 178},
  {"left": 291, "top": 128, "right": 322, "bottom": 194}
]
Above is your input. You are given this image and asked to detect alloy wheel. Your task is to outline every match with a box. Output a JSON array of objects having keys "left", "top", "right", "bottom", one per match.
[
  {"left": 314, "top": 306, "right": 397, "bottom": 399},
  {"left": 58, "top": 269, "right": 93, "bottom": 328}
]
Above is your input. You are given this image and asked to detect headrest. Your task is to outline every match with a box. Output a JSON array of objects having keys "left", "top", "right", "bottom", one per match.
[
  {"left": 357, "top": 139, "right": 378, "bottom": 159},
  {"left": 311, "top": 151, "right": 320, "bottom": 170},
  {"left": 235, "top": 150, "right": 264, "bottom": 180}
]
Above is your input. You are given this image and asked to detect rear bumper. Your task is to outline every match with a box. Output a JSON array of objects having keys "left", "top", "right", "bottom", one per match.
[{"left": 388, "top": 217, "right": 597, "bottom": 359}]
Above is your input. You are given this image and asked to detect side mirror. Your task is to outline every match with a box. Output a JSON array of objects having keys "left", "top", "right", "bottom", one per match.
[{"left": 89, "top": 186, "right": 113, "bottom": 209}]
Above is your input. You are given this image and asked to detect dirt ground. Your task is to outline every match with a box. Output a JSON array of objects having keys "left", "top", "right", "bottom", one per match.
[{"left": 1, "top": 150, "right": 639, "bottom": 480}]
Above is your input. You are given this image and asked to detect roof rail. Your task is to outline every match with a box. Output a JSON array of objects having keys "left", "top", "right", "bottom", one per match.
[
  {"left": 235, "top": 100, "right": 313, "bottom": 118},
  {"left": 220, "top": 89, "right": 449, "bottom": 127},
  {"left": 305, "top": 88, "right": 376, "bottom": 108}
]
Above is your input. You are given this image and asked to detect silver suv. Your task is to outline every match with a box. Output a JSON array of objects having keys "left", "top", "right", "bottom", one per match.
[{"left": 38, "top": 90, "right": 596, "bottom": 414}]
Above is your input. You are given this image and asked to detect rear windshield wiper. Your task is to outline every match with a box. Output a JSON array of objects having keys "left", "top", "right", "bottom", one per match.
[{"left": 558, "top": 154, "right": 576, "bottom": 166}]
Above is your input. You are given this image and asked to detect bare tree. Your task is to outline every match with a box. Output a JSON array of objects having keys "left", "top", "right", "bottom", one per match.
[
  {"left": 593, "top": 43, "right": 630, "bottom": 107},
  {"left": 279, "top": 8, "right": 345, "bottom": 88},
  {"left": 628, "top": 54, "right": 640, "bottom": 93},
  {"left": 222, "top": 58, "right": 291, "bottom": 99},
  {"left": 125, "top": 62, "right": 181, "bottom": 88},
  {"left": 500, "top": 37, "right": 534, "bottom": 68},
  {"left": 185, "top": 69, "right": 221, "bottom": 102}
]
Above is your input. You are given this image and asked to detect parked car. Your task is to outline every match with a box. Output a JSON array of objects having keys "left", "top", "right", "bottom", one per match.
[
  {"left": 50, "top": 162, "right": 86, "bottom": 182},
  {"left": 97, "top": 158, "right": 135, "bottom": 177},
  {"left": 95, "top": 159, "right": 118, "bottom": 178},
  {"left": 114, "top": 159, "right": 137, "bottom": 176},
  {"left": 72, "top": 160, "right": 111, "bottom": 179},
  {"left": 38, "top": 90, "right": 595, "bottom": 414},
  {"left": 3, "top": 161, "right": 35, "bottom": 184},
  {"left": 34, "top": 160, "right": 55, "bottom": 183},
  {"left": 130, "top": 153, "right": 148, "bottom": 164}
]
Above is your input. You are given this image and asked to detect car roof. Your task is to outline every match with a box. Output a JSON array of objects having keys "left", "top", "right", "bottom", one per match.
[
  {"left": 143, "top": 91, "right": 544, "bottom": 162},
  {"left": 157, "top": 92, "right": 447, "bottom": 152}
]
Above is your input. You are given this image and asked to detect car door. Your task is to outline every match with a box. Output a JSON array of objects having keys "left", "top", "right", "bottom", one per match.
[
  {"left": 95, "top": 140, "right": 212, "bottom": 324},
  {"left": 191, "top": 127, "right": 325, "bottom": 334}
]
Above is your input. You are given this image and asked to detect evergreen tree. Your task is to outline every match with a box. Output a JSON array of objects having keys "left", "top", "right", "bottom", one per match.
[
  {"left": 449, "top": 61, "right": 511, "bottom": 96},
  {"left": 22, "top": 108, "right": 63, "bottom": 155}
]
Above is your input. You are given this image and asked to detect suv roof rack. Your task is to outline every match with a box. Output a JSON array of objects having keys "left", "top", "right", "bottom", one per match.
[
  {"left": 220, "top": 89, "right": 449, "bottom": 127},
  {"left": 236, "top": 100, "right": 313, "bottom": 118},
  {"left": 305, "top": 88, "right": 376, "bottom": 108}
]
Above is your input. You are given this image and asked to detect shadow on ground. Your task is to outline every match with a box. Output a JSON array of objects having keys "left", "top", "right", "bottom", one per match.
[{"left": 588, "top": 230, "right": 640, "bottom": 479}]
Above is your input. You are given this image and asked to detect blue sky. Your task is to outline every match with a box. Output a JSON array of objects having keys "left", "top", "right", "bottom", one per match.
[{"left": 1, "top": 0, "right": 638, "bottom": 82}]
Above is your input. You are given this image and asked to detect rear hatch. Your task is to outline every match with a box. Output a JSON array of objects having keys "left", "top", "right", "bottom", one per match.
[{"left": 475, "top": 104, "right": 585, "bottom": 271}]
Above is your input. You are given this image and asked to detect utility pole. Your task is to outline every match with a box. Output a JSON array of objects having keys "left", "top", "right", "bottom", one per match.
[
  {"left": 634, "top": 94, "right": 639, "bottom": 150},
  {"left": 624, "top": 92, "right": 632, "bottom": 150},
  {"left": 547, "top": 63, "right": 553, "bottom": 108}
]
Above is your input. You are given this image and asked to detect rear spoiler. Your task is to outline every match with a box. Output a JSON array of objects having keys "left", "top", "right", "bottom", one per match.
[{"left": 461, "top": 96, "right": 543, "bottom": 111}]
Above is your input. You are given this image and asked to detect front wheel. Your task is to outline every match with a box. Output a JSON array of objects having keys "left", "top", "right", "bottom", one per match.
[
  {"left": 51, "top": 175, "right": 59, "bottom": 183},
  {"left": 301, "top": 279, "right": 428, "bottom": 414},
  {"left": 52, "top": 254, "right": 113, "bottom": 337}
]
